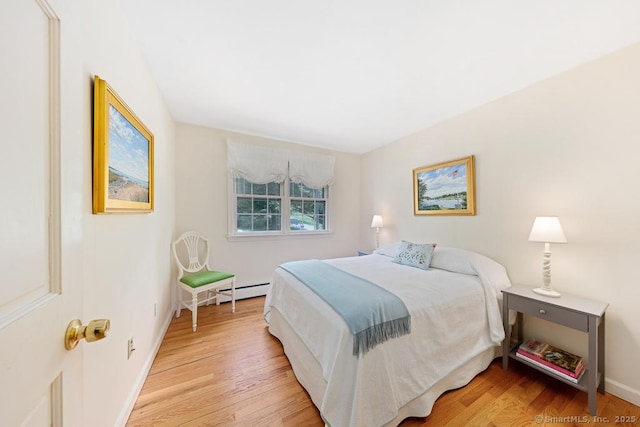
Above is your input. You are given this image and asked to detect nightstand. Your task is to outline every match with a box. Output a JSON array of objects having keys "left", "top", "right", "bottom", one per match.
[
  {"left": 357, "top": 249, "right": 374, "bottom": 256},
  {"left": 502, "top": 285, "right": 608, "bottom": 415}
]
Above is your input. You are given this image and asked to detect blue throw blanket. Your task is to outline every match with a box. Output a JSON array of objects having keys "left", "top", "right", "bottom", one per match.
[{"left": 279, "top": 260, "right": 411, "bottom": 356}]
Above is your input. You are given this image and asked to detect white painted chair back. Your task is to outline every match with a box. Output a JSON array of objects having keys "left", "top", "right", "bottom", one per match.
[{"left": 172, "top": 231, "right": 210, "bottom": 274}]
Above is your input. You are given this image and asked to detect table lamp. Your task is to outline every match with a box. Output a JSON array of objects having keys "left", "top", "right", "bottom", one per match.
[
  {"left": 371, "top": 215, "right": 384, "bottom": 249},
  {"left": 528, "top": 216, "right": 567, "bottom": 297}
]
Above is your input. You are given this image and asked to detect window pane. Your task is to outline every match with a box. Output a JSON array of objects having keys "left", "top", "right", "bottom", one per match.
[
  {"left": 316, "top": 201, "right": 325, "bottom": 215},
  {"left": 268, "top": 200, "right": 281, "bottom": 214},
  {"left": 303, "top": 201, "right": 314, "bottom": 213},
  {"left": 235, "top": 178, "right": 249, "bottom": 194},
  {"left": 302, "top": 185, "right": 313, "bottom": 198},
  {"left": 237, "top": 215, "right": 252, "bottom": 232},
  {"left": 253, "top": 215, "right": 267, "bottom": 231},
  {"left": 237, "top": 197, "right": 252, "bottom": 213},
  {"left": 317, "top": 215, "right": 325, "bottom": 230},
  {"left": 268, "top": 214, "right": 281, "bottom": 231},
  {"left": 302, "top": 213, "right": 314, "bottom": 229},
  {"left": 253, "top": 183, "right": 266, "bottom": 195},
  {"left": 290, "top": 211, "right": 304, "bottom": 230},
  {"left": 253, "top": 199, "right": 267, "bottom": 213},
  {"left": 314, "top": 188, "right": 325, "bottom": 198},
  {"left": 267, "top": 182, "right": 280, "bottom": 196},
  {"left": 290, "top": 182, "right": 299, "bottom": 198},
  {"left": 291, "top": 200, "right": 302, "bottom": 214}
]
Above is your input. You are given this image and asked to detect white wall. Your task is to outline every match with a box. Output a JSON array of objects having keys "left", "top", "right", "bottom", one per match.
[
  {"left": 54, "top": 1, "right": 176, "bottom": 425},
  {"left": 174, "top": 123, "right": 361, "bottom": 287},
  {"left": 360, "top": 43, "right": 640, "bottom": 405}
]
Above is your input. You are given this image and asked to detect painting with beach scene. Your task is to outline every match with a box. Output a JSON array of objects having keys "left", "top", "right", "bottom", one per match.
[
  {"left": 413, "top": 156, "right": 475, "bottom": 216},
  {"left": 93, "top": 76, "right": 154, "bottom": 213},
  {"left": 108, "top": 105, "right": 150, "bottom": 203}
]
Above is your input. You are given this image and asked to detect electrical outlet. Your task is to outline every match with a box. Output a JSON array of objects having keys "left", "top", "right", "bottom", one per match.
[
  {"left": 154, "top": 301, "right": 157, "bottom": 317},
  {"left": 127, "top": 337, "right": 135, "bottom": 359}
]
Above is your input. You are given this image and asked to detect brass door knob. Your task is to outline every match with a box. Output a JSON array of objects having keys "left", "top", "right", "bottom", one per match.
[{"left": 65, "top": 319, "right": 110, "bottom": 350}]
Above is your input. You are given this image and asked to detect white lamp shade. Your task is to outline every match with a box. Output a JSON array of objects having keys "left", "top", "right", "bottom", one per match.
[
  {"left": 370, "top": 215, "right": 384, "bottom": 228},
  {"left": 528, "top": 216, "right": 567, "bottom": 243}
]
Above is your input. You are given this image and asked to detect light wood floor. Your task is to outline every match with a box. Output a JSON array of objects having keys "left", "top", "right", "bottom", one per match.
[{"left": 127, "top": 297, "right": 639, "bottom": 426}]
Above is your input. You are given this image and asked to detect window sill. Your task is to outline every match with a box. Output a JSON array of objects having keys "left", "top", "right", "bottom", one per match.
[{"left": 226, "top": 230, "right": 333, "bottom": 242}]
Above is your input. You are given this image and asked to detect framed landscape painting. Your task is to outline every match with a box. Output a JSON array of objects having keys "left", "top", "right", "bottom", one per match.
[
  {"left": 413, "top": 155, "right": 476, "bottom": 216},
  {"left": 93, "top": 76, "right": 154, "bottom": 213}
]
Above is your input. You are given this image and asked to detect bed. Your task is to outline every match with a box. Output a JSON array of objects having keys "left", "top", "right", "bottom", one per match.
[{"left": 264, "top": 243, "right": 512, "bottom": 426}]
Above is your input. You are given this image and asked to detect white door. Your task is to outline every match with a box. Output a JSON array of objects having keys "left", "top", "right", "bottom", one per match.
[{"left": 0, "top": 0, "right": 85, "bottom": 425}]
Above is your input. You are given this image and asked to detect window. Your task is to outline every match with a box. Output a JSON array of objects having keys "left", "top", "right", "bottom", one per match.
[
  {"left": 232, "top": 177, "right": 329, "bottom": 235},
  {"left": 226, "top": 140, "right": 334, "bottom": 236},
  {"left": 235, "top": 178, "right": 282, "bottom": 233},
  {"left": 289, "top": 182, "right": 326, "bottom": 231}
]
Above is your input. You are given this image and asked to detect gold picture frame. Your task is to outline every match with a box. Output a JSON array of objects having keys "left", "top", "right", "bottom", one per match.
[
  {"left": 413, "top": 155, "right": 476, "bottom": 216},
  {"left": 93, "top": 76, "right": 154, "bottom": 213}
]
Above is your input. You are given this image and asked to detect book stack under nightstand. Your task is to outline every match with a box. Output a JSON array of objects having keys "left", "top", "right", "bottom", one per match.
[{"left": 515, "top": 338, "right": 585, "bottom": 383}]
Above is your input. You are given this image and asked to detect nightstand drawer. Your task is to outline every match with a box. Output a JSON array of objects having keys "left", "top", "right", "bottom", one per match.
[{"left": 508, "top": 294, "right": 588, "bottom": 332}]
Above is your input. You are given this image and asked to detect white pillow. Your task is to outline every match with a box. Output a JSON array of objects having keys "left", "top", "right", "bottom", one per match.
[
  {"left": 429, "top": 246, "right": 477, "bottom": 276},
  {"left": 373, "top": 241, "right": 402, "bottom": 257}
]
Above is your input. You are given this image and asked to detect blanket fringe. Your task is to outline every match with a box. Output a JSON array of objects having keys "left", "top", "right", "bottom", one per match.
[{"left": 353, "top": 316, "right": 411, "bottom": 356}]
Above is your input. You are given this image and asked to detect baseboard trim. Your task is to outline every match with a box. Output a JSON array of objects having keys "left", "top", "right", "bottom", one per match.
[
  {"left": 606, "top": 378, "right": 640, "bottom": 406},
  {"left": 115, "top": 308, "right": 173, "bottom": 427}
]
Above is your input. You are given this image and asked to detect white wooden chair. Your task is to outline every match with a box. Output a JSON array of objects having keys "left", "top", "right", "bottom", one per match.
[{"left": 172, "top": 231, "right": 235, "bottom": 332}]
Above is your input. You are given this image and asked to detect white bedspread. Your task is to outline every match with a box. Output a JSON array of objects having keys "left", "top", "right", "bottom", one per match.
[{"left": 264, "top": 252, "right": 511, "bottom": 427}]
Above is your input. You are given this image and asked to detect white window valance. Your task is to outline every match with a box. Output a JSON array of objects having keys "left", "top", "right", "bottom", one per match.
[
  {"left": 226, "top": 140, "right": 289, "bottom": 184},
  {"left": 288, "top": 150, "right": 335, "bottom": 188},
  {"left": 226, "top": 139, "right": 335, "bottom": 188}
]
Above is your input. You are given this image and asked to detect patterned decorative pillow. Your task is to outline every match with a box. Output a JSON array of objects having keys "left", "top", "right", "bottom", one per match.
[{"left": 393, "top": 241, "right": 437, "bottom": 270}]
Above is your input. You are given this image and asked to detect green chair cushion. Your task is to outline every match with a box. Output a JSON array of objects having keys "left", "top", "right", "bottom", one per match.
[{"left": 180, "top": 270, "right": 235, "bottom": 288}]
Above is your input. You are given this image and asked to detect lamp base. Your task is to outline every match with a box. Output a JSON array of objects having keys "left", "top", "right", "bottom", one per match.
[{"left": 533, "top": 287, "right": 561, "bottom": 298}]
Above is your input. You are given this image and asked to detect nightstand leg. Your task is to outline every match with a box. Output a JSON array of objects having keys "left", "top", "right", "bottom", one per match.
[
  {"left": 588, "top": 315, "right": 598, "bottom": 415},
  {"left": 502, "top": 295, "right": 510, "bottom": 369},
  {"left": 597, "top": 313, "right": 605, "bottom": 394}
]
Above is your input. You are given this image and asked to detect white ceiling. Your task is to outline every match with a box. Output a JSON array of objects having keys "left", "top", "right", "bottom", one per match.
[{"left": 118, "top": 1, "right": 640, "bottom": 153}]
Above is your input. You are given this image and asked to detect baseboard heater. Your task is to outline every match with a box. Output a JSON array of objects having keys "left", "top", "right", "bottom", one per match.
[{"left": 215, "top": 282, "right": 270, "bottom": 303}]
